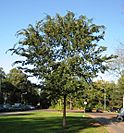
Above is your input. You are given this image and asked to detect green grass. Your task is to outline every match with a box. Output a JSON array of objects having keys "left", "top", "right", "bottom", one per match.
[{"left": 0, "top": 110, "right": 108, "bottom": 133}]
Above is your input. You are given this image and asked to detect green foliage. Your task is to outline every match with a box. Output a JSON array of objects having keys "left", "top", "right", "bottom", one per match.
[
  {"left": 7, "top": 68, "right": 27, "bottom": 90},
  {"left": 0, "top": 67, "right": 6, "bottom": 104},
  {"left": 9, "top": 11, "right": 115, "bottom": 98},
  {"left": 116, "top": 73, "right": 124, "bottom": 108},
  {"left": 0, "top": 67, "right": 40, "bottom": 105},
  {"left": 39, "top": 90, "right": 51, "bottom": 109},
  {"left": 0, "top": 67, "right": 6, "bottom": 79},
  {"left": 9, "top": 11, "right": 116, "bottom": 127},
  {"left": 118, "top": 74, "right": 124, "bottom": 93}
]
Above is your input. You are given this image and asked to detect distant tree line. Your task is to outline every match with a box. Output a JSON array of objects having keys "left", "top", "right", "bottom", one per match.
[
  {"left": 0, "top": 67, "right": 51, "bottom": 108},
  {"left": 1, "top": 66, "right": 124, "bottom": 111}
]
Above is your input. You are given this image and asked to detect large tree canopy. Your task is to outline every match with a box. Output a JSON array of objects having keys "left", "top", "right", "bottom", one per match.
[{"left": 9, "top": 11, "right": 115, "bottom": 128}]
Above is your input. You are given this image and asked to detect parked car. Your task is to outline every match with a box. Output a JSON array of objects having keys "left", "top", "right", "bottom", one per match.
[
  {"left": 0, "top": 103, "right": 36, "bottom": 112},
  {"left": 96, "top": 108, "right": 103, "bottom": 113},
  {"left": 0, "top": 104, "right": 5, "bottom": 112},
  {"left": 11, "top": 103, "right": 26, "bottom": 111},
  {"left": 25, "top": 105, "right": 35, "bottom": 110},
  {"left": 3, "top": 104, "right": 12, "bottom": 112},
  {"left": 11, "top": 104, "right": 35, "bottom": 111},
  {"left": 110, "top": 107, "right": 120, "bottom": 112},
  {"left": 116, "top": 108, "right": 124, "bottom": 121},
  {"left": 85, "top": 107, "right": 92, "bottom": 112}
]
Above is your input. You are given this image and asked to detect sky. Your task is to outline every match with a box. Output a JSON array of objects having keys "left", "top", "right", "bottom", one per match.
[{"left": 0, "top": 0, "right": 124, "bottom": 81}]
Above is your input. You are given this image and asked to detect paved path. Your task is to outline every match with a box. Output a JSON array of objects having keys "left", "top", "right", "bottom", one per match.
[
  {"left": 0, "top": 110, "right": 36, "bottom": 116},
  {"left": 89, "top": 113, "right": 124, "bottom": 133}
]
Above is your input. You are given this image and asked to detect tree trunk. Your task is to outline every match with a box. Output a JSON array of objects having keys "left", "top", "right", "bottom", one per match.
[{"left": 63, "top": 95, "right": 66, "bottom": 129}]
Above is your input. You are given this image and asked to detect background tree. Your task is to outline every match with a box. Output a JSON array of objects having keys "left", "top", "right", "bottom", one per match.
[
  {"left": 1, "top": 80, "right": 16, "bottom": 104},
  {"left": 6, "top": 68, "right": 28, "bottom": 103},
  {"left": 108, "top": 43, "right": 124, "bottom": 109},
  {"left": 9, "top": 11, "right": 115, "bottom": 128},
  {"left": 0, "top": 67, "right": 17, "bottom": 104},
  {"left": 109, "top": 43, "right": 124, "bottom": 77},
  {"left": 0, "top": 67, "right": 41, "bottom": 105},
  {"left": 23, "top": 81, "right": 40, "bottom": 106},
  {"left": 39, "top": 89, "right": 51, "bottom": 109},
  {"left": 81, "top": 80, "right": 117, "bottom": 110},
  {"left": 104, "top": 81, "right": 119, "bottom": 110},
  {"left": 86, "top": 80, "right": 105, "bottom": 109},
  {"left": 116, "top": 73, "right": 124, "bottom": 108},
  {"left": 0, "top": 67, "right": 6, "bottom": 104}
]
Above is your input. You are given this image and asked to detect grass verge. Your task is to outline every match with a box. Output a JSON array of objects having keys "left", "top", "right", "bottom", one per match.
[{"left": 0, "top": 110, "right": 108, "bottom": 133}]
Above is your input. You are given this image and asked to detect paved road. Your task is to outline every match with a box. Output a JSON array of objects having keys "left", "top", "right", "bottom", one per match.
[
  {"left": 89, "top": 112, "right": 124, "bottom": 133},
  {"left": 0, "top": 110, "right": 37, "bottom": 116}
]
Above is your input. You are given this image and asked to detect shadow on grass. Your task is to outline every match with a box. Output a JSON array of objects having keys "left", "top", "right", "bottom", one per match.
[{"left": 0, "top": 112, "right": 109, "bottom": 133}]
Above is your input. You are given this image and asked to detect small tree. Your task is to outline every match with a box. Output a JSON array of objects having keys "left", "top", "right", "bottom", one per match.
[{"left": 9, "top": 11, "right": 115, "bottom": 128}]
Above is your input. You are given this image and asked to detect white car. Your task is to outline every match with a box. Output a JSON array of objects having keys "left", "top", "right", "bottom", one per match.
[
  {"left": 116, "top": 108, "right": 124, "bottom": 121},
  {"left": 25, "top": 105, "right": 35, "bottom": 110}
]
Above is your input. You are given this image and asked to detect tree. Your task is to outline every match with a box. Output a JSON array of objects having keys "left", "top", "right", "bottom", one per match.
[
  {"left": 92, "top": 80, "right": 117, "bottom": 110},
  {"left": 23, "top": 81, "right": 40, "bottom": 106},
  {"left": 118, "top": 74, "right": 124, "bottom": 94},
  {"left": 0, "top": 67, "right": 6, "bottom": 78},
  {"left": 9, "top": 11, "right": 115, "bottom": 128},
  {"left": 6, "top": 68, "right": 29, "bottom": 103},
  {"left": 0, "top": 67, "right": 6, "bottom": 103},
  {"left": 5, "top": 68, "right": 40, "bottom": 105},
  {"left": 117, "top": 73, "right": 124, "bottom": 107},
  {"left": 7, "top": 68, "right": 27, "bottom": 88},
  {"left": 39, "top": 89, "right": 51, "bottom": 109},
  {"left": 109, "top": 43, "right": 124, "bottom": 77}
]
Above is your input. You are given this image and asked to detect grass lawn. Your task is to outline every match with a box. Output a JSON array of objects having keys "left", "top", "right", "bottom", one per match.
[{"left": 0, "top": 110, "right": 108, "bottom": 133}]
